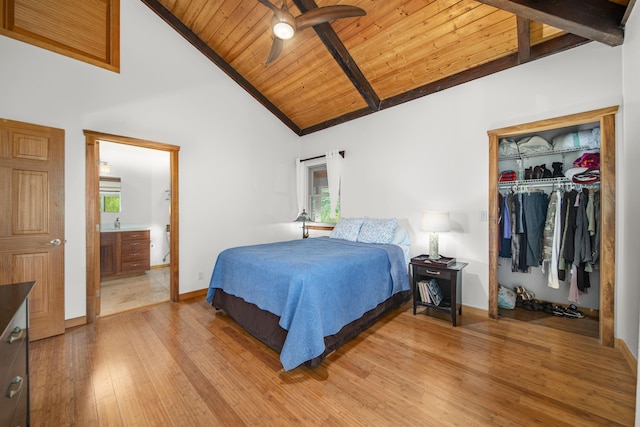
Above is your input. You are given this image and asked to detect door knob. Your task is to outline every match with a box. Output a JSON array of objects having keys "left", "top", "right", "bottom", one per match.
[{"left": 50, "top": 238, "right": 62, "bottom": 246}]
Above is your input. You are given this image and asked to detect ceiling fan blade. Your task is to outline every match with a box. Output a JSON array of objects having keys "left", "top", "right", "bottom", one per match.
[
  {"left": 258, "top": 0, "right": 290, "bottom": 21},
  {"left": 266, "top": 37, "right": 284, "bottom": 64},
  {"left": 257, "top": 0, "right": 281, "bottom": 14},
  {"left": 295, "top": 5, "right": 366, "bottom": 31}
]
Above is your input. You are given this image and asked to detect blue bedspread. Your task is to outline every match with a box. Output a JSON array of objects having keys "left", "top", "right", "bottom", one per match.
[{"left": 206, "top": 237, "right": 410, "bottom": 371}]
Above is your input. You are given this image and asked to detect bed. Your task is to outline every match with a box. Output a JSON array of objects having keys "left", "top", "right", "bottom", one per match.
[{"left": 206, "top": 220, "right": 411, "bottom": 371}]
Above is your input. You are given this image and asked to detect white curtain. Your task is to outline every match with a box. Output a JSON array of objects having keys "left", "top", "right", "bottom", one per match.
[
  {"left": 325, "top": 150, "right": 343, "bottom": 219},
  {"left": 296, "top": 157, "right": 305, "bottom": 214}
]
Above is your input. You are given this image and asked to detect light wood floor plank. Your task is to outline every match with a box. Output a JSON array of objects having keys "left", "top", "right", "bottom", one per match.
[{"left": 30, "top": 298, "right": 636, "bottom": 426}]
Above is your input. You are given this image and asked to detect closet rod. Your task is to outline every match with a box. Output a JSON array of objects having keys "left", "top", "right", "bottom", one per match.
[
  {"left": 501, "top": 182, "right": 600, "bottom": 192},
  {"left": 299, "top": 150, "right": 345, "bottom": 163}
]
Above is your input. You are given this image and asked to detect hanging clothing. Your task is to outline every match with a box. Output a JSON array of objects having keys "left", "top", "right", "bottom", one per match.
[
  {"left": 544, "top": 190, "right": 562, "bottom": 289},
  {"left": 542, "top": 190, "right": 559, "bottom": 264},
  {"left": 562, "top": 190, "right": 579, "bottom": 265},
  {"left": 510, "top": 193, "right": 529, "bottom": 273},
  {"left": 591, "top": 191, "right": 601, "bottom": 265},
  {"left": 522, "top": 191, "right": 549, "bottom": 267},
  {"left": 499, "top": 193, "right": 512, "bottom": 258},
  {"left": 573, "top": 189, "right": 593, "bottom": 266},
  {"left": 568, "top": 264, "right": 580, "bottom": 303}
]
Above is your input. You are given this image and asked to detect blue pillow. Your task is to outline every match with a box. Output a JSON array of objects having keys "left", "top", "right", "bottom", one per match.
[
  {"left": 357, "top": 217, "right": 397, "bottom": 244},
  {"left": 330, "top": 217, "right": 363, "bottom": 242}
]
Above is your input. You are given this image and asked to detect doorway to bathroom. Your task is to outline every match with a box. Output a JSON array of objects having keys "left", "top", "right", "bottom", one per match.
[
  {"left": 85, "top": 130, "right": 180, "bottom": 322},
  {"left": 98, "top": 141, "right": 171, "bottom": 315}
]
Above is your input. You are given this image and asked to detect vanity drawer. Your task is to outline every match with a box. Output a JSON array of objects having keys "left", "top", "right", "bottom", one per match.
[
  {"left": 121, "top": 230, "right": 149, "bottom": 241},
  {"left": 121, "top": 246, "right": 150, "bottom": 261},
  {"left": 121, "top": 259, "right": 150, "bottom": 273},
  {"left": 121, "top": 239, "right": 148, "bottom": 252}
]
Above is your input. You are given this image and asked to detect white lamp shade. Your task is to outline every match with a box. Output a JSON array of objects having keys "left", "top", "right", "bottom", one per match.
[{"left": 421, "top": 211, "right": 450, "bottom": 232}]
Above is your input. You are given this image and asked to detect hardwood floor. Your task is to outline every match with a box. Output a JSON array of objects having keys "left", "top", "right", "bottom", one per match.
[
  {"left": 30, "top": 299, "right": 636, "bottom": 426},
  {"left": 498, "top": 306, "right": 600, "bottom": 339},
  {"left": 99, "top": 268, "right": 170, "bottom": 316}
]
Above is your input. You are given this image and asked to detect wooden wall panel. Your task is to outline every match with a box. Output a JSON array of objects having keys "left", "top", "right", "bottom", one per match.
[{"left": 0, "top": 0, "right": 120, "bottom": 72}]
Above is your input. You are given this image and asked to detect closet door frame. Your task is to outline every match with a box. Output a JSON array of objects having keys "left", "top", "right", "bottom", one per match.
[{"left": 487, "top": 106, "right": 618, "bottom": 346}]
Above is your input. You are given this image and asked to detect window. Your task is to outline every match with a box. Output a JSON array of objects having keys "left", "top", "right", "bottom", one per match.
[
  {"left": 99, "top": 176, "right": 121, "bottom": 213},
  {"left": 308, "top": 164, "right": 340, "bottom": 223}
]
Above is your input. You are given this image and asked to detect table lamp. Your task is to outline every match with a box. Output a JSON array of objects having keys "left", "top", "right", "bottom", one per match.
[
  {"left": 295, "top": 209, "right": 311, "bottom": 239},
  {"left": 421, "top": 211, "right": 450, "bottom": 260}
]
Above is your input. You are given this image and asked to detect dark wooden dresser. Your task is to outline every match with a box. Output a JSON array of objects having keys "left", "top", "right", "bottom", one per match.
[{"left": 1, "top": 281, "right": 35, "bottom": 427}]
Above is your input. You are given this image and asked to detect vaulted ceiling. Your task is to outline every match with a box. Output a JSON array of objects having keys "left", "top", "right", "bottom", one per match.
[{"left": 142, "top": 0, "right": 635, "bottom": 136}]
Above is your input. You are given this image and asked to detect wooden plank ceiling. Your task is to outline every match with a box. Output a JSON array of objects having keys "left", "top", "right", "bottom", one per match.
[{"left": 142, "top": 0, "right": 633, "bottom": 136}]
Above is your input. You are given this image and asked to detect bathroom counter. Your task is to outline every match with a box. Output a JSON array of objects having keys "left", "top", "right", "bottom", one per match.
[{"left": 100, "top": 226, "right": 150, "bottom": 232}]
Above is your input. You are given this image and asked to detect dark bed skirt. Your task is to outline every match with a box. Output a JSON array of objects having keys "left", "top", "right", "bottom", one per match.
[{"left": 212, "top": 288, "right": 411, "bottom": 369}]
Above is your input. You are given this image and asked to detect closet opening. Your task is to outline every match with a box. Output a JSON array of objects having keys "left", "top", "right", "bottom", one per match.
[{"left": 487, "top": 106, "right": 617, "bottom": 346}]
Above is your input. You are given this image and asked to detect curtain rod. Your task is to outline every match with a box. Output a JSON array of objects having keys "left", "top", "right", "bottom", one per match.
[{"left": 299, "top": 150, "right": 345, "bottom": 163}]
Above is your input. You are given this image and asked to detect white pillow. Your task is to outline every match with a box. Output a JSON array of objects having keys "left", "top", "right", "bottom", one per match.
[
  {"left": 357, "top": 217, "right": 397, "bottom": 244},
  {"left": 330, "top": 217, "right": 363, "bottom": 242},
  {"left": 391, "top": 226, "right": 410, "bottom": 246}
]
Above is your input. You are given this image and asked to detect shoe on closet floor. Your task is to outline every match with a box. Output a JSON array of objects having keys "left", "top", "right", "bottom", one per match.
[
  {"left": 564, "top": 304, "right": 585, "bottom": 319},
  {"left": 552, "top": 305, "right": 566, "bottom": 316}
]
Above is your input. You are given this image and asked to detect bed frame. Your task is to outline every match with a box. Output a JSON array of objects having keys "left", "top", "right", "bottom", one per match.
[{"left": 212, "top": 288, "right": 412, "bottom": 368}]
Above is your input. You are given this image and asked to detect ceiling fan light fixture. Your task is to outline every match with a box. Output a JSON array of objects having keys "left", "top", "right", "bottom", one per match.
[{"left": 273, "top": 21, "right": 295, "bottom": 39}]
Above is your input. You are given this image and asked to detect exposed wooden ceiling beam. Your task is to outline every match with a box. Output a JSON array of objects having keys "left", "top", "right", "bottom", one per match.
[
  {"left": 516, "top": 16, "right": 530, "bottom": 64},
  {"left": 293, "top": 0, "right": 381, "bottom": 111},
  {"left": 140, "top": 0, "right": 301, "bottom": 135},
  {"left": 477, "top": 0, "right": 625, "bottom": 46}
]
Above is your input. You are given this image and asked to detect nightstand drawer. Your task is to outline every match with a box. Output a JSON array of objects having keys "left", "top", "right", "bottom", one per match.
[{"left": 413, "top": 264, "right": 456, "bottom": 281}]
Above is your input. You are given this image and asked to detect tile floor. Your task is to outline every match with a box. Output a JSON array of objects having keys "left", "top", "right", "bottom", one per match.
[{"left": 99, "top": 267, "right": 170, "bottom": 316}]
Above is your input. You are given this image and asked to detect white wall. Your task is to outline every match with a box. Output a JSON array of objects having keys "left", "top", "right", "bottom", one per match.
[
  {"left": 299, "top": 41, "right": 623, "bottom": 315},
  {"left": 619, "top": 6, "right": 640, "bottom": 425},
  {"left": 0, "top": 0, "right": 300, "bottom": 320}
]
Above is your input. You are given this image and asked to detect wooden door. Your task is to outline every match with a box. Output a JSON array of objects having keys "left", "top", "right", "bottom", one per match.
[{"left": 0, "top": 118, "right": 65, "bottom": 341}]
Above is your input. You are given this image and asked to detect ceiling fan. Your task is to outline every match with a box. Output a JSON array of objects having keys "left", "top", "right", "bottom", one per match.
[{"left": 258, "top": 0, "right": 366, "bottom": 64}]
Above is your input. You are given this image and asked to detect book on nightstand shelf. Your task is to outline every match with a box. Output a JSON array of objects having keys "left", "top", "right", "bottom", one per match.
[
  {"left": 417, "top": 280, "right": 431, "bottom": 304},
  {"left": 426, "top": 278, "right": 444, "bottom": 306}
]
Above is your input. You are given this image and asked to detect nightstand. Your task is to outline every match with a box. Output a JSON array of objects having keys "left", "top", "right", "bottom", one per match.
[{"left": 410, "top": 258, "right": 468, "bottom": 326}]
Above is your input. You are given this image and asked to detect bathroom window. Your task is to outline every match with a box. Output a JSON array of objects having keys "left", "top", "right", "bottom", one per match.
[{"left": 99, "top": 176, "right": 121, "bottom": 212}]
